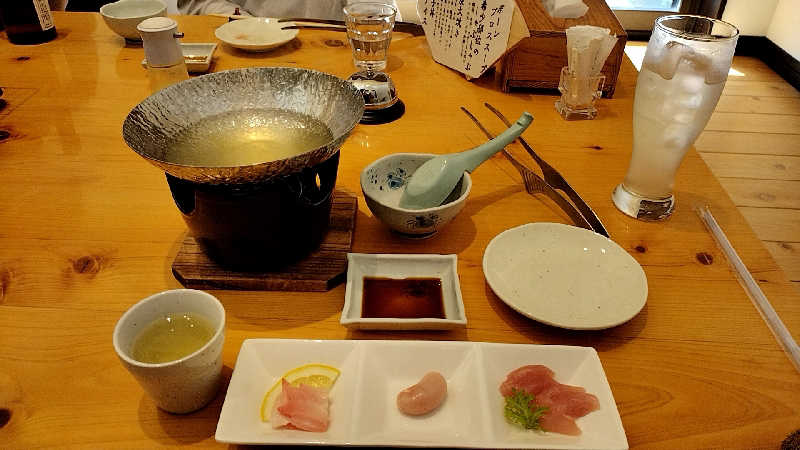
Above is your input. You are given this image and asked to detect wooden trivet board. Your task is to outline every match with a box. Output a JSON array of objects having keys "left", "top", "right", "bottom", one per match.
[{"left": 172, "top": 190, "right": 357, "bottom": 292}]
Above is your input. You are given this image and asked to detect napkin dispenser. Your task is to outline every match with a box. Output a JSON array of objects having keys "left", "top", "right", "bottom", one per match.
[{"left": 497, "top": 0, "right": 626, "bottom": 97}]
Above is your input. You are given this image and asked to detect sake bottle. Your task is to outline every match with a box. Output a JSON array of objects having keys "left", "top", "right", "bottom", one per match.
[{"left": 0, "top": 0, "right": 57, "bottom": 45}]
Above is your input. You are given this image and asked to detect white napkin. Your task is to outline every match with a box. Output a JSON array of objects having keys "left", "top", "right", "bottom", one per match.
[
  {"left": 565, "top": 25, "right": 618, "bottom": 76},
  {"left": 542, "top": 0, "right": 589, "bottom": 19},
  {"left": 563, "top": 25, "right": 618, "bottom": 106}
]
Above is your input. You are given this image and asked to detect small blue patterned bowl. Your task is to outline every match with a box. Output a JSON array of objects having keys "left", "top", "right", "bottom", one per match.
[{"left": 360, "top": 153, "right": 472, "bottom": 238}]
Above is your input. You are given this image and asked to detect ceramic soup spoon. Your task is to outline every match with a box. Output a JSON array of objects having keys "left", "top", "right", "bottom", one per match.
[{"left": 399, "top": 112, "right": 533, "bottom": 210}]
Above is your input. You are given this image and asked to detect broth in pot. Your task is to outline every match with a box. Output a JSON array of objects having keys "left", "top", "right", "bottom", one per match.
[{"left": 168, "top": 108, "right": 334, "bottom": 167}]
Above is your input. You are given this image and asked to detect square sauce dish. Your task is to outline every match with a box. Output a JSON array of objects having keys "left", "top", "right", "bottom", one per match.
[{"left": 341, "top": 253, "right": 467, "bottom": 330}]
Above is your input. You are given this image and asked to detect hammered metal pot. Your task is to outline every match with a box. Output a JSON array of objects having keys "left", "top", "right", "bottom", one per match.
[
  {"left": 122, "top": 68, "right": 364, "bottom": 269},
  {"left": 122, "top": 67, "right": 364, "bottom": 184}
]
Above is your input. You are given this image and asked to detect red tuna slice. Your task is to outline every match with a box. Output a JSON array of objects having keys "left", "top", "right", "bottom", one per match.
[
  {"left": 539, "top": 411, "right": 582, "bottom": 436},
  {"left": 499, "top": 365, "right": 557, "bottom": 397},
  {"left": 500, "top": 365, "right": 601, "bottom": 436},
  {"left": 274, "top": 378, "right": 330, "bottom": 432},
  {"left": 536, "top": 384, "right": 600, "bottom": 418}
]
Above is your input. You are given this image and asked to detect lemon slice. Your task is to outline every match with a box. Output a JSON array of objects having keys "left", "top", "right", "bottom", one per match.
[{"left": 259, "top": 363, "right": 340, "bottom": 422}]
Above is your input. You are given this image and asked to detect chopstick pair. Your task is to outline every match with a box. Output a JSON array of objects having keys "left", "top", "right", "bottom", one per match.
[
  {"left": 212, "top": 14, "right": 425, "bottom": 36},
  {"left": 461, "top": 104, "right": 608, "bottom": 237},
  {"left": 277, "top": 17, "right": 425, "bottom": 36},
  {"left": 280, "top": 24, "right": 346, "bottom": 32}
]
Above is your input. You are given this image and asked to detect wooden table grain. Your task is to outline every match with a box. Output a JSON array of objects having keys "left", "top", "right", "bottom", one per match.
[{"left": 1, "top": 12, "right": 799, "bottom": 449}]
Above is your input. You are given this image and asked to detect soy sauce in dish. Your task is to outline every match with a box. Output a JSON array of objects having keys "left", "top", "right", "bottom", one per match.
[{"left": 362, "top": 277, "right": 445, "bottom": 319}]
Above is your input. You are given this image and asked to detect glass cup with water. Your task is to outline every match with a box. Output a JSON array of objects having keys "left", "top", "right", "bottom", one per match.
[
  {"left": 343, "top": 2, "right": 401, "bottom": 116},
  {"left": 343, "top": 2, "right": 396, "bottom": 75},
  {"left": 611, "top": 15, "right": 738, "bottom": 221}
]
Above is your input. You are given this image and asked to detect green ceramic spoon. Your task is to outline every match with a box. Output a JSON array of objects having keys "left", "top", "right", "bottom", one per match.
[{"left": 399, "top": 111, "right": 533, "bottom": 210}]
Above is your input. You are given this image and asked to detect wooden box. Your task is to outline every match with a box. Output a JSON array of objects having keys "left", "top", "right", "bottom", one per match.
[{"left": 499, "top": 0, "right": 627, "bottom": 97}]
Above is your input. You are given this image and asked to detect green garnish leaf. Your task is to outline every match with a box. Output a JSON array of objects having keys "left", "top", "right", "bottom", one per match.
[{"left": 504, "top": 388, "right": 549, "bottom": 430}]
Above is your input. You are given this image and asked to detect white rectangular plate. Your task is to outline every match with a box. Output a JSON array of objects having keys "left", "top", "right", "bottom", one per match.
[{"left": 215, "top": 339, "right": 628, "bottom": 449}]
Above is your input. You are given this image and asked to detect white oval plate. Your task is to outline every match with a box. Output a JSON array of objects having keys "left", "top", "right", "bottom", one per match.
[
  {"left": 214, "top": 17, "right": 298, "bottom": 52},
  {"left": 483, "top": 223, "right": 647, "bottom": 330}
]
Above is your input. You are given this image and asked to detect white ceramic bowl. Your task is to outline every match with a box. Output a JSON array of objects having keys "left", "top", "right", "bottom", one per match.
[
  {"left": 113, "top": 289, "right": 226, "bottom": 413},
  {"left": 100, "top": 0, "right": 167, "bottom": 41},
  {"left": 361, "top": 153, "right": 472, "bottom": 238},
  {"left": 214, "top": 17, "right": 298, "bottom": 52}
]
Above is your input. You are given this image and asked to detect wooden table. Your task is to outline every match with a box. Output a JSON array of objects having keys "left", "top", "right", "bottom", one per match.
[{"left": 1, "top": 12, "right": 798, "bottom": 448}]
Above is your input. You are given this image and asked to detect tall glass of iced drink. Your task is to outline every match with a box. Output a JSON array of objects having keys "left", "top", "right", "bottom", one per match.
[{"left": 612, "top": 15, "right": 738, "bottom": 220}]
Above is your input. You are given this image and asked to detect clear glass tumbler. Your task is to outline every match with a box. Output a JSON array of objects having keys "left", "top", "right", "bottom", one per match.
[
  {"left": 555, "top": 66, "right": 606, "bottom": 120},
  {"left": 343, "top": 2, "right": 396, "bottom": 74},
  {"left": 612, "top": 15, "right": 738, "bottom": 221}
]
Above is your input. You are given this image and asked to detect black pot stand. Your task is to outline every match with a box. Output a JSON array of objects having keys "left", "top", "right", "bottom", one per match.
[{"left": 167, "top": 153, "right": 341, "bottom": 271}]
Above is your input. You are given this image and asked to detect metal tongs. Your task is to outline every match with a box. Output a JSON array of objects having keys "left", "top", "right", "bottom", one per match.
[
  {"left": 461, "top": 104, "right": 609, "bottom": 237},
  {"left": 277, "top": 18, "right": 425, "bottom": 36}
]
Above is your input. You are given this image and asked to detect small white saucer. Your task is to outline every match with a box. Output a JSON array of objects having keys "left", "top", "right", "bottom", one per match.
[
  {"left": 483, "top": 223, "right": 648, "bottom": 330},
  {"left": 341, "top": 253, "right": 467, "bottom": 330},
  {"left": 214, "top": 18, "right": 298, "bottom": 52}
]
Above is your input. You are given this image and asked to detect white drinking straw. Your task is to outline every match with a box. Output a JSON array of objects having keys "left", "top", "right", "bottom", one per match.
[{"left": 696, "top": 205, "right": 800, "bottom": 373}]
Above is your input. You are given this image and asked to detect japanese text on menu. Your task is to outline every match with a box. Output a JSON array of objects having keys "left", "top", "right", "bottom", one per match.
[{"left": 420, "top": 0, "right": 514, "bottom": 77}]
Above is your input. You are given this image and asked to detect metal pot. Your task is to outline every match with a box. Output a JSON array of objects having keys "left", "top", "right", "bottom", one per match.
[
  {"left": 123, "top": 67, "right": 364, "bottom": 184},
  {"left": 122, "top": 67, "right": 364, "bottom": 268}
]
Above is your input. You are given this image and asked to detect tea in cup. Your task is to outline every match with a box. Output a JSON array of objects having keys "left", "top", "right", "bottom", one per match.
[{"left": 113, "top": 289, "right": 225, "bottom": 414}]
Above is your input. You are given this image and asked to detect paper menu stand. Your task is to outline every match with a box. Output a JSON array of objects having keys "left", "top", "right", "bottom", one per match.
[{"left": 419, "top": 0, "right": 530, "bottom": 80}]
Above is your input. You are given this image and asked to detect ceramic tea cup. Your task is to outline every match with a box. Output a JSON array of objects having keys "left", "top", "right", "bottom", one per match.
[{"left": 113, "top": 289, "right": 225, "bottom": 414}]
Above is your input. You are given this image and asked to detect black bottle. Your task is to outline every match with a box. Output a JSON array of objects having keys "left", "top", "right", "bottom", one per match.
[{"left": 0, "top": 0, "right": 57, "bottom": 45}]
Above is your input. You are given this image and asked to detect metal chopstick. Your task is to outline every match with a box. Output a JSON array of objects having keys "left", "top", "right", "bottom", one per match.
[
  {"left": 277, "top": 17, "right": 424, "bottom": 36},
  {"left": 281, "top": 25, "right": 345, "bottom": 31}
]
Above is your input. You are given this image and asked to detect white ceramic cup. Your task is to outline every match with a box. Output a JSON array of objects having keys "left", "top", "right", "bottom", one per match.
[{"left": 113, "top": 289, "right": 225, "bottom": 414}]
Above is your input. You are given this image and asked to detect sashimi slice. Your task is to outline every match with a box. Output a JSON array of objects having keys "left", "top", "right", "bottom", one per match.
[
  {"left": 397, "top": 371, "right": 448, "bottom": 416},
  {"left": 536, "top": 384, "right": 600, "bottom": 418},
  {"left": 500, "top": 365, "right": 600, "bottom": 436},
  {"left": 499, "top": 365, "right": 557, "bottom": 397},
  {"left": 539, "top": 411, "right": 582, "bottom": 436},
  {"left": 270, "top": 397, "right": 292, "bottom": 429},
  {"left": 273, "top": 378, "right": 330, "bottom": 432}
]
